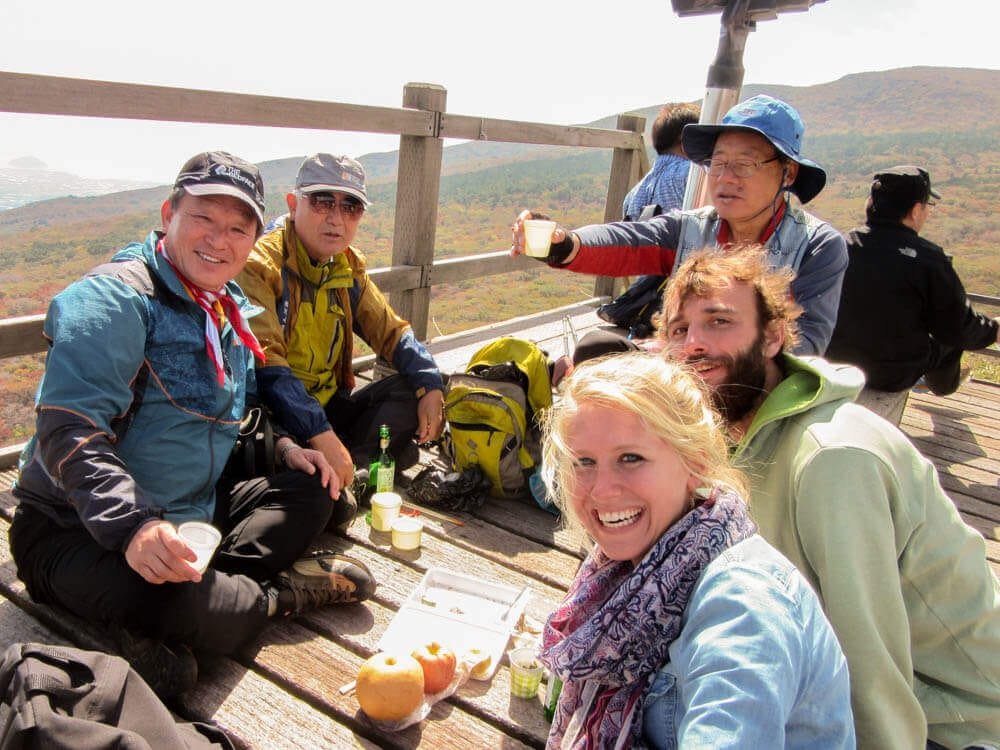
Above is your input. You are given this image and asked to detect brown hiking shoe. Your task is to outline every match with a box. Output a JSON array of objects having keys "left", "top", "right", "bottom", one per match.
[{"left": 275, "top": 552, "right": 375, "bottom": 613}]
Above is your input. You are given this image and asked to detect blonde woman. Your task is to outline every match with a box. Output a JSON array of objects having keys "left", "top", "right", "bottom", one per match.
[{"left": 538, "top": 354, "right": 853, "bottom": 749}]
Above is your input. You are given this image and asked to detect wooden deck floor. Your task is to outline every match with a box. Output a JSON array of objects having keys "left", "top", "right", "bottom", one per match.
[{"left": 1, "top": 309, "right": 997, "bottom": 748}]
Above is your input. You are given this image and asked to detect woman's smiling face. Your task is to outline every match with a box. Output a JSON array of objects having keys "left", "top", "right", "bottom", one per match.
[{"left": 566, "top": 403, "right": 700, "bottom": 566}]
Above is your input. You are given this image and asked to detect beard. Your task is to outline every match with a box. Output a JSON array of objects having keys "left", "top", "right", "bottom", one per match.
[{"left": 687, "top": 334, "right": 769, "bottom": 425}]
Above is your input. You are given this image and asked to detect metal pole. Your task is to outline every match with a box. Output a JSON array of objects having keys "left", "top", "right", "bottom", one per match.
[{"left": 682, "top": 0, "right": 754, "bottom": 209}]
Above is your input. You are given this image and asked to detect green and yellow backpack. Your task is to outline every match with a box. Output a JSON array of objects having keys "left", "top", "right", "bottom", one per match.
[{"left": 443, "top": 337, "right": 552, "bottom": 499}]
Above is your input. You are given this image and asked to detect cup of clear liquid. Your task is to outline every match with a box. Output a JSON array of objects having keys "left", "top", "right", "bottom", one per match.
[
  {"left": 523, "top": 219, "right": 557, "bottom": 258},
  {"left": 177, "top": 521, "right": 221, "bottom": 574}
]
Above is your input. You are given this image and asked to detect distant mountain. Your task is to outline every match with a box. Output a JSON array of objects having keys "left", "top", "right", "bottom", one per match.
[{"left": 0, "top": 159, "right": 158, "bottom": 211}]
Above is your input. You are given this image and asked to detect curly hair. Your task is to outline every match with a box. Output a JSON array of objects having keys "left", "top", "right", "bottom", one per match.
[
  {"left": 656, "top": 243, "right": 802, "bottom": 352},
  {"left": 540, "top": 352, "right": 748, "bottom": 533}
]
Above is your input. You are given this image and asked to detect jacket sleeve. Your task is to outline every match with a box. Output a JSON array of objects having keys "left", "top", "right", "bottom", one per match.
[
  {"left": 789, "top": 223, "right": 848, "bottom": 356},
  {"left": 352, "top": 273, "right": 443, "bottom": 393},
  {"left": 255, "top": 365, "right": 331, "bottom": 443},
  {"left": 32, "top": 276, "right": 162, "bottom": 550},
  {"left": 237, "top": 235, "right": 291, "bottom": 369},
  {"left": 564, "top": 214, "right": 681, "bottom": 277},
  {"left": 926, "top": 256, "right": 998, "bottom": 351},
  {"left": 663, "top": 560, "right": 853, "bottom": 748},
  {"left": 793, "top": 443, "right": 928, "bottom": 748}
]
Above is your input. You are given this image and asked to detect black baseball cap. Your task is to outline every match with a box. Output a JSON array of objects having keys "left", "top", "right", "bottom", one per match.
[
  {"left": 870, "top": 165, "right": 941, "bottom": 211},
  {"left": 174, "top": 151, "right": 266, "bottom": 226}
]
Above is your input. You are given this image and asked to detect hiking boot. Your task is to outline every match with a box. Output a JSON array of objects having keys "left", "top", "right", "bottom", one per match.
[
  {"left": 274, "top": 552, "right": 375, "bottom": 614},
  {"left": 326, "top": 486, "right": 359, "bottom": 535},
  {"left": 110, "top": 623, "right": 198, "bottom": 699}
]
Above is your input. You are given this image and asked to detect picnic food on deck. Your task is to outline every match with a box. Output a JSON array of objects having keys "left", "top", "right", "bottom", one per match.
[
  {"left": 466, "top": 648, "right": 493, "bottom": 680},
  {"left": 355, "top": 652, "right": 425, "bottom": 722},
  {"left": 411, "top": 641, "right": 457, "bottom": 694}
]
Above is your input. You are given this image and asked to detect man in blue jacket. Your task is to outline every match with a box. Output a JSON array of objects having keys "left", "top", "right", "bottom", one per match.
[{"left": 9, "top": 152, "right": 375, "bottom": 698}]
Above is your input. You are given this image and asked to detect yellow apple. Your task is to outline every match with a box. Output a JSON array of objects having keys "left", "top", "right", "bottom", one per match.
[{"left": 356, "top": 652, "right": 425, "bottom": 722}]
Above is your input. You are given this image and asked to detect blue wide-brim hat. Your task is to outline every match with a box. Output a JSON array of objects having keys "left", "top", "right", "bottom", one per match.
[{"left": 681, "top": 95, "right": 827, "bottom": 204}]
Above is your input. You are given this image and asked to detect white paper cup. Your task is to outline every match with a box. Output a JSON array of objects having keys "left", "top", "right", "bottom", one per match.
[
  {"left": 523, "top": 219, "right": 557, "bottom": 258},
  {"left": 371, "top": 492, "right": 402, "bottom": 532},
  {"left": 177, "top": 521, "right": 221, "bottom": 574},
  {"left": 391, "top": 516, "right": 423, "bottom": 550}
]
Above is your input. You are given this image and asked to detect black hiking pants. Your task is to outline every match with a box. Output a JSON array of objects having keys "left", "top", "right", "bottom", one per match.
[{"left": 9, "top": 471, "right": 332, "bottom": 654}]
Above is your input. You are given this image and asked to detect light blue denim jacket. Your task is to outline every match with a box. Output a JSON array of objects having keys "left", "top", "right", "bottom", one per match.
[{"left": 641, "top": 535, "right": 855, "bottom": 749}]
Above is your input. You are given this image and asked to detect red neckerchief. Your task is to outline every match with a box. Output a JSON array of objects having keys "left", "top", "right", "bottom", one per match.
[
  {"left": 157, "top": 239, "right": 265, "bottom": 384},
  {"left": 716, "top": 199, "right": 787, "bottom": 246}
]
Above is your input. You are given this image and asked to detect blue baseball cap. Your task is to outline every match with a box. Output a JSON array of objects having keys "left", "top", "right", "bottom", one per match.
[{"left": 681, "top": 95, "right": 827, "bottom": 204}]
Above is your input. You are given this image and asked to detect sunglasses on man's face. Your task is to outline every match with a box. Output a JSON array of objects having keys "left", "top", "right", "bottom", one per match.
[{"left": 306, "top": 193, "right": 365, "bottom": 218}]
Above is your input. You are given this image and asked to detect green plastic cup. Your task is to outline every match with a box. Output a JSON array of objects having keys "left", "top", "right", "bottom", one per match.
[{"left": 508, "top": 648, "right": 544, "bottom": 699}]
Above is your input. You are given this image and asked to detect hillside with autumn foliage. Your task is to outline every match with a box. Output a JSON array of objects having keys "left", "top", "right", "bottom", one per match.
[{"left": 1, "top": 66, "right": 998, "bottom": 444}]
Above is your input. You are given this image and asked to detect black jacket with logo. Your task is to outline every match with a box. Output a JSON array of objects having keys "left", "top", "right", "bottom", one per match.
[{"left": 826, "top": 221, "right": 997, "bottom": 392}]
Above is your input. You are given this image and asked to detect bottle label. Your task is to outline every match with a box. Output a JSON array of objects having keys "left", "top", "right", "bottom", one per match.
[{"left": 376, "top": 465, "right": 395, "bottom": 492}]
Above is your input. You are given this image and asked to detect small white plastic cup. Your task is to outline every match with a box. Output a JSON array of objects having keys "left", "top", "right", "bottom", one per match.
[
  {"left": 508, "top": 647, "right": 544, "bottom": 699},
  {"left": 391, "top": 516, "right": 423, "bottom": 550},
  {"left": 523, "top": 219, "right": 557, "bottom": 258},
  {"left": 371, "top": 491, "right": 402, "bottom": 532},
  {"left": 177, "top": 521, "right": 221, "bottom": 574}
]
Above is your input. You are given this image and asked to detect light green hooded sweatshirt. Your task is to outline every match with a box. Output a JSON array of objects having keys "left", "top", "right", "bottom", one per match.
[{"left": 735, "top": 353, "right": 1000, "bottom": 750}]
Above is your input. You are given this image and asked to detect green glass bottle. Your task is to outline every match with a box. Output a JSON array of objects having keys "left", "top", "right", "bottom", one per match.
[
  {"left": 543, "top": 674, "right": 562, "bottom": 722},
  {"left": 370, "top": 424, "right": 395, "bottom": 492}
]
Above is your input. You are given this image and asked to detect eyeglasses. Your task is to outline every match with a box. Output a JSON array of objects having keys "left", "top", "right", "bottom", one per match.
[
  {"left": 305, "top": 193, "right": 365, "bottom": 218},
  {"left": 701, "top": 156, "right": 780, "bottom": 178}
]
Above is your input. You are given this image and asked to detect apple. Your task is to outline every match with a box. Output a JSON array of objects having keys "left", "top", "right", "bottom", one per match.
[
  {"left": 411, "top": 641, "right": 457, "bottom": 694},
  {"left": 356, "top": 652, "right": 425, "bottom": 722},
  {"left": 466, "top": 647, "right": 493, "bottom": 680}
]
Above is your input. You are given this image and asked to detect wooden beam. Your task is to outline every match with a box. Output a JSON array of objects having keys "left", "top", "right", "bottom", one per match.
[
  {"left": 0, "top": 71, "right": 434, "bottom": 136},
  {"left": 0, "top": 315, "right": 45, "bottom": 358},
  {"left": 440, "top": 114, "right": 643, "bottom": 150},
  {"left": 389, "top": 83, "right": 446, "bottom": 341},
  {"left": 429, "top": 251, "right": 534, "bottom": 286}
]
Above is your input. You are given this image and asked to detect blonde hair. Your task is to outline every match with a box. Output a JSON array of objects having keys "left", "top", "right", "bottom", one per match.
[
  {"left": 540, "top": 353, "right": 747, "bottom": 532},
  {"left": 656, "top": 243, "right": 802, "bottom": 352}
]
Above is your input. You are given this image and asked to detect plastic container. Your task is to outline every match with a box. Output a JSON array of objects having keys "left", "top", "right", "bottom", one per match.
[
  {"left": 523, "top": 219, "right": 557, "bottom": 257},
  {"left": 371, "top": 492, "right": 402, "bottom": 532},
  {"left": 391, "top": 516, "right": 423, "bottom": 550},
  {"left": 177, "top": 521, "right": 221, "bottom": 574},
  {"left": 508, "top": 648, "right": 544, "bottom": 699}
]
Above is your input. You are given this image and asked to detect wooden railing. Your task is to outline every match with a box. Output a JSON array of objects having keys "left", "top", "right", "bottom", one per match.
[{"left": 0, "top": 71, "right": 652, "bottom": 467}]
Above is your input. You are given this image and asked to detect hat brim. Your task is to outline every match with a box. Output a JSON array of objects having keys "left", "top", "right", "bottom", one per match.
[
  {"left": 182, "top": 183, "right": 265, "bottom": 226},
  {"left": 298, "top": 184, "right": 371, "bottom": 208},
  {"left": 682, "top": 123, "right": 827, "bottom": 204}
]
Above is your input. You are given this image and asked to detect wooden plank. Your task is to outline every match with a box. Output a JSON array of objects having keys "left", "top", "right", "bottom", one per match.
[
  {"left": 0, "top": 71, "right": 433, "bottom": 137},
  {"left": 390, "top": 84, "right": 446, "bottom": 340},
  {"left": 429, "top": 250, "right": 535, "bottom": 286},
  {"left": 440, "top": 114, "right": 642, "bottom": 150},
  {"left": 0, "top": 314, "right": 45, "bottom": 358}
]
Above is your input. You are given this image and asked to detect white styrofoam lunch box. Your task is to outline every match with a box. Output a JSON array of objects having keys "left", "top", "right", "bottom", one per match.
[{"left": 377, "top": 567, "right": 531, "bottom": 680}]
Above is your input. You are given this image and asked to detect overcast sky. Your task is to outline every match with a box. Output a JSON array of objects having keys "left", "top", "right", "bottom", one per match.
[{"left": 0, "top": 0, "right": 995, "bottom": 182}]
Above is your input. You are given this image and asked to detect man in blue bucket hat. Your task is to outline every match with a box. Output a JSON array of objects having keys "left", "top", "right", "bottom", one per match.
[{"left": 511, "top": 94, "right": 847, "bottom": 357}]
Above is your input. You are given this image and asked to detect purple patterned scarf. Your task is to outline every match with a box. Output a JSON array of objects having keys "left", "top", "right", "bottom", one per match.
[{"left": 539, "top": 488, "right": 755, "bottom": 749}]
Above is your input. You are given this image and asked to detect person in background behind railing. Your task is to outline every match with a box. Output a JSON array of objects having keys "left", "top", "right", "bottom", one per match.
[
  {"left": 511, "top": 94, "right": 847, "bottom": 357},
  {"left": 622, "top": 101, "right": 701, "bottom": 221},
  {"left": 238, "top": 154, "right": 445, "bottom": 498},
  {"left": 825, "top": 165, "right": 1000, "bottom": 425},
  {"left": 658, "top": 243, "right": 1000, "bottom": 750},
  {"left": 538, "top": 353, "right": 854, "bottom": 749},
  {"left": 8, "top": 152, "right": 375, "bottom": 699}
]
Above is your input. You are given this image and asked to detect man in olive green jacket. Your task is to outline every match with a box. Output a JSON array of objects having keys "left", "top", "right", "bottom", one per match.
[{"left": 658, "top": 244, "right": 1000, "bottom": 750}]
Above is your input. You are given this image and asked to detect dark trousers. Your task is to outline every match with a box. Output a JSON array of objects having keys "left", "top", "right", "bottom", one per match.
[
  {"left": 9, "top": 471, "right": 332, "bottom": 654},
  {"left": 325, "top": 373, "right": 420, "bottom": 469},
  {"left": 923, "top": 339, "right": 965, "bottom": 396}
]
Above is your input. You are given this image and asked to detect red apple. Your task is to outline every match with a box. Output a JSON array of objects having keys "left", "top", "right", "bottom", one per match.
[
  {"left": 411, "top": 641, "right": 457, "bottom": 694},
  {"left": 356, "top": 652, "right": 425, "bottom": 722}
]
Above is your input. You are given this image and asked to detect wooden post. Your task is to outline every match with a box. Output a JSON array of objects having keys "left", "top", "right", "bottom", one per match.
[
  {"left": 389, "top": 83, "right": 446, "bottom": 343},
  {"left": 593, "top": 113, "right": 647, "bottom": 300}
]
